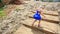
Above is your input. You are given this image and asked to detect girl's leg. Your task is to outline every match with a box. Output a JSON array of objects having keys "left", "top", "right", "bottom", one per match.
[
  {"left": 38, "top": 20, "right": 41, "bottom": 27},
  {"left": 32, "top": 19, "right": 37, "bottom": 26}
]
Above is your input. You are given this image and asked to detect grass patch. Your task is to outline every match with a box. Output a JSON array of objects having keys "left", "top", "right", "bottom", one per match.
[{"left": 0, "top": 8, "right": 6, "bottom": 17}]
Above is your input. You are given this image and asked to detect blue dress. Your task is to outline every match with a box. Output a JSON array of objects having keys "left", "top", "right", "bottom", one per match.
[{"left": 33, "top": 10, "right": 42, "bottom": 20}]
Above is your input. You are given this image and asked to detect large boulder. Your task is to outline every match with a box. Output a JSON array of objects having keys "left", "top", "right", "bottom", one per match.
[
  {"left": 9, "top": 0, "right": 24, "bottom": 5},
  {"left": 2, "top": 0, "right": 11, "bottom": 4}
]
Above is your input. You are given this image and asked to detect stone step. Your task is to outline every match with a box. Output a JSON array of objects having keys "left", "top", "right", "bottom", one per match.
[
  {"left": 43, "top": 11, "right": 58, "bottom": 16},
  {"left": 21, "top": 18, "right": 59, "bottom": 34},
  {"left": 27, "top": 12, "right": 59, "bottom": 24},
  {"left": 22, "top": 23, "right": 56, "bottom": 34},
  {"left": 13, "top": 25, "right": 44, "bottom": 34},
  {"left": 31, "top": 10, "right": 58, "bottom": 16}
]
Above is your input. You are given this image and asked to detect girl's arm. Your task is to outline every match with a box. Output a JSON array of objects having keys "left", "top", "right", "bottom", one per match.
[{"left": 40, "top": 10, "right": 45, "bottom": 17}]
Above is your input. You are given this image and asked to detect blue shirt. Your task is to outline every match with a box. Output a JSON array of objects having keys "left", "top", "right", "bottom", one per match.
[{"left": 33, "top": 10, "right": 42, "bottom": 20}]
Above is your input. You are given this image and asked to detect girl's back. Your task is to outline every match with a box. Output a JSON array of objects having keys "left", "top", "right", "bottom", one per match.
[{"left": 33, "top": 10, "right": 42, "bottom": 20}]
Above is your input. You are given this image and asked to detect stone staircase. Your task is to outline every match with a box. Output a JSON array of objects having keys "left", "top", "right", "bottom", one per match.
[
  {"left": 13, "top": 5, "right": 59, "bottom": 34},
  {"left": 14, "top": 10, "right": 59, "bottom": 34}
]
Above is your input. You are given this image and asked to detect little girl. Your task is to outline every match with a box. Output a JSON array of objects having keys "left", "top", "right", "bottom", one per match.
[{"left": 32, "top": 7, "right": 45, "bottom": 27}]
